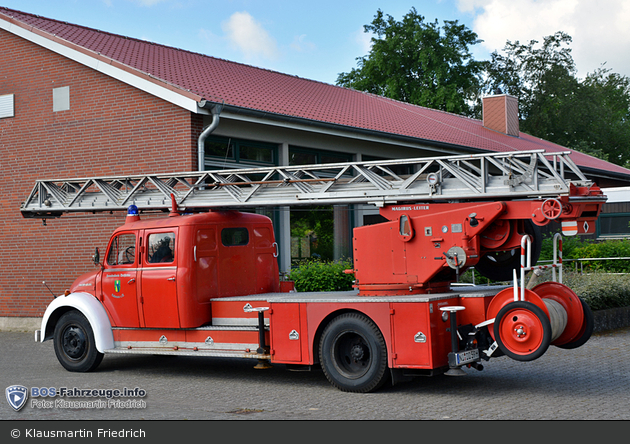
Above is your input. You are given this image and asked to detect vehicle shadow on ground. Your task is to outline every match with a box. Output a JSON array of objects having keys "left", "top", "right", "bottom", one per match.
[{"left": 93, "top": 352, "right": 618, "bottom": 397}]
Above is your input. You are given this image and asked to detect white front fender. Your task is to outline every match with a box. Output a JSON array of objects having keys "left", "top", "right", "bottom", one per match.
[{"left": 39, "top": 293, "right": 114, "bottom": 353}]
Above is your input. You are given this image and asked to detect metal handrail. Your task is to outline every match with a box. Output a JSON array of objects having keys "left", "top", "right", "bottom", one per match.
[{"left": 542, "top": 256, "right": 630, "bottom": 274}]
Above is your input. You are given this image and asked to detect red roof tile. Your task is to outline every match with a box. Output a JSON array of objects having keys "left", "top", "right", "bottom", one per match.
[{"left": 2, "top": 6, "right": 629, "bottom": 177}]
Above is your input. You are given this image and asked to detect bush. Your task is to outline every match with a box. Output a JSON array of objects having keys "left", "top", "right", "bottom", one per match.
[
  {"left": 562, "top": 271, "right": 630, "bottom": 310},
  {"left": 539, "top": 233, "right": 587, "bottom": 262},
  {"left": 287, "top": 259, "right": 355, "bottom": 292},
  {"left": 540, "top": 235, "right": 630, "bottom": 273},
  {"left": 570, "top": 239, "right": 630, "bottom": 273},
  {"left": 540, "top": 236, "right": 630, "bottom": 308}
]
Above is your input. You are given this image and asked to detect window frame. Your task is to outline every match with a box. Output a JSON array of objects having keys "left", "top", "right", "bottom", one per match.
[
  {"left": 220, "top": 227, "right": 250, "bottom": 247},
  {"left": 204, "top": 136, "right": 277, "bottom": 168},
  {"left": 289, "top": 146, "right": 353, "bottom": 166},
  {"left": 597, "top": 212, "right": 630, "bottom": 238},
  {"left": 145, "top": 231, "right": 177, "bottom": 264},
  {"left": 106, "top": 232, "right": 137, "bottom": 267}
]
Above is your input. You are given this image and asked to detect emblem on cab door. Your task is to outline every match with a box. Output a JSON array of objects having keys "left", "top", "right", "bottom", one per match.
[{"left": 112, "top": 279, "right": 125, "bottom": 298}]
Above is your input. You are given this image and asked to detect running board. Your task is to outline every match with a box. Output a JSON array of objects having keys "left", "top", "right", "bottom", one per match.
[
  {"left": 107, "top": 324, "right": 270, "bottom": 359},
  {"left": 103, "top": 347, "right": 270, "bottom": 360}
]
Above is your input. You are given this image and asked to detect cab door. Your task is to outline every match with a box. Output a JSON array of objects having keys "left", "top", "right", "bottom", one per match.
[
  {"left": 101, "top": 232, "right": 140, "bottom": 327},
  {"left": 139, "top": 228, "right": 180, "bottom": 328}
]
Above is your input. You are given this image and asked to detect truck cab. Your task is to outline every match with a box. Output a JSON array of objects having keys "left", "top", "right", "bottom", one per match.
[{"left": 71, "top": 207, "right": 280, "bottom": 330}]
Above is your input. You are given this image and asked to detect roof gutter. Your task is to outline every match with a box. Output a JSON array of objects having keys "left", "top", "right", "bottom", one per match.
[{"left": 197, "top": 100, "right": 223, "bottom": 171}]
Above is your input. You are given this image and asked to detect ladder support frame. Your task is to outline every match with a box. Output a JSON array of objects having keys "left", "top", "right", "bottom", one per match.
[{"left": 20, "top": 150, "right": 598, "bottom": 218}]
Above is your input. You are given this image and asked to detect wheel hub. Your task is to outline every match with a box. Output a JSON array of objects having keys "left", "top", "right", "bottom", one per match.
[
  {"left": 350, "top": 344, "right": 365, "bottom": 362},
  {"left": 63, "top": 326, "right": 86, "bottom": 359}
]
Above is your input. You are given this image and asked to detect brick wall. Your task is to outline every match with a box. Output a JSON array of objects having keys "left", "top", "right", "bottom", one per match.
[{"left": 0, "top": 29, "right": 203, "bottom": 317}]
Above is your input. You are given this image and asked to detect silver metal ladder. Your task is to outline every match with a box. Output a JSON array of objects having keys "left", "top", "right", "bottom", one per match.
[{"left": 20, "top": 149, "right": 594, "bottom": 217}]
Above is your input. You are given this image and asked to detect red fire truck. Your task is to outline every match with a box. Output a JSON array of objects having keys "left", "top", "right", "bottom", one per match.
[{"left": 23, "top": 150, "right": 604, "bottom": 392}]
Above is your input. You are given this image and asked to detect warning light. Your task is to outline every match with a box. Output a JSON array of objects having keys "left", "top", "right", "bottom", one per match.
[{"left": 126, "top": 205, "right": 140, "bottom": 223}]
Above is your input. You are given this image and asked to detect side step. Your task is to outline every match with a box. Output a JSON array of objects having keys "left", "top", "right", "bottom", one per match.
[
  {"left": 104, "top": 347, "right": 270, "bottom": 360},
  {"left": 107, "top": 323, "right": 271, "bottom": 360}
]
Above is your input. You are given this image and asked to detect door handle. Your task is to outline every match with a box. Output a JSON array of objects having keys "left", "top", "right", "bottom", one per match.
[
  {"left": 128, "top": 278, "right": 136, "bottom": 284},
  {"left": 167, "top": 277, "right": 176, "bottom": 281}
]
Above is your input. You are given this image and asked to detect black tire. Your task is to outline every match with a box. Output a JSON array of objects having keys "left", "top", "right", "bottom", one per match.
[
  {"left": 494, "top": 301, "right": 552, "bottom": 362},
  {"left": 319, "top": 313, "right": 388, "bottom": 393},
  {"left": 556, "top": 298, "right": 594, "bottom": 350},
  {"left": 475, "top": 220, "right": 542, "bottom": 282},
  {"left": 53, "top": 311, "right": 104, "bottom": 372}
]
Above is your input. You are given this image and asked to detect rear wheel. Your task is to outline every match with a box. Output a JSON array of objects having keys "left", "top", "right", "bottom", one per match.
[
  {"left": 494, "top": 301, "right": 552, "bottom": 362},
  {"left": 54, "top": 311, "right": 103, "bottom": 372},
  {"left": 319, "top": 313, "right": 388, "bottom": 393}
]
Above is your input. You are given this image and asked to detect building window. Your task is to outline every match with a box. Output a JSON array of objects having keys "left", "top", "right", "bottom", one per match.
[
  {"left": 598, "top": 213, "right": 630, "bottom": 238},
  {"left": 239, "top": 143, "right": 274, "bottom": 163},
  {"left": 0, "top": 94, "right": 14, "bottom": 119},
  {"left": 288, "top": 147, "right": 354, "bottom": 263},
  {"left": 362, "top": 155, "right": 415, "bottom": 177},
  {"left": 289, "top": 146, "right": 352, "bottom": 166},
  {"left": 53, "top": 86, "right": 70, "bottom": 112},
  {"left": 204, "top": 136, "right": 276, "bottom": 168}
]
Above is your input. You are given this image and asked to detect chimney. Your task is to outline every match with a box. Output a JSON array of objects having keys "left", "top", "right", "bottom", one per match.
[{"left": 482, "top": 94, "right": 519, "bottom": 137}]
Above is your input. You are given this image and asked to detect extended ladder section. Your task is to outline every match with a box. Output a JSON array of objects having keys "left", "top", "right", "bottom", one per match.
[{"left": 21, "top": 149, "right": 595, "bottom": 218}]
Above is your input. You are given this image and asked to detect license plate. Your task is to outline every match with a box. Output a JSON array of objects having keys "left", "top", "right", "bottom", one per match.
[{"left": 455, "top": 349, "right": 479, "bottom": 365}]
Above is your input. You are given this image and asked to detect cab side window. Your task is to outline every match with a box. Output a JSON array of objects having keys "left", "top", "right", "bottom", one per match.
[
  {"left": 147, "top": 232, "right": 175, "bottom": 263},
  {"left": 107, "top": 233, "right": 136, "bottom": 266}
]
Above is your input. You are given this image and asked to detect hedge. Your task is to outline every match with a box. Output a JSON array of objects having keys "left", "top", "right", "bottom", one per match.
[
  {"left": 287, "top": 259, "right": 355, "bottom": 292},
  {"left": 541, "top": 236, "right": 630, "bottom": 273}
]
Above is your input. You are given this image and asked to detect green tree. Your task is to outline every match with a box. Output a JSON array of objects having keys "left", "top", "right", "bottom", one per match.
[
  {"left": 483, "top": 32, "right": 576, "bottom": 128},
  {"left": 574, "top": 67, "right": 630, "bottom": 166},
  {"left": 484, "top": 32, "right": 630, "bottom": 167},
  {"left": 336, "top": 7, "right": 485, "bottom": 116}
]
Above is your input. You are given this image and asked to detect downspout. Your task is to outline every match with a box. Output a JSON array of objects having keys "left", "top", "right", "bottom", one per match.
[{"left": 197, "top": 100, "right": 223, "bottom": 171}]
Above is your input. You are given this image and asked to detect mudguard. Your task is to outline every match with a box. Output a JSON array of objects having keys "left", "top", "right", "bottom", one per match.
[{"left": 38, "top": 292, "right": 114, "bottom": 353}]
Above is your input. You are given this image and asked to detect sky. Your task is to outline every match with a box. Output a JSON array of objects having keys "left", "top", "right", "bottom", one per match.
[{"left": 1, "top": 0, "right": 629, "bottom": 86}]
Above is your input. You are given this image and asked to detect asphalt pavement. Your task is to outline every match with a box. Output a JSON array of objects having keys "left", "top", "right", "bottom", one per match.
[{"left": 1, "top": 327, "right": 629, "bottom": 421}]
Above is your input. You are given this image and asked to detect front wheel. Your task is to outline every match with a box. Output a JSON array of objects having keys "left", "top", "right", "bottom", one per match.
[
  {"left": 53, "top": 311, "right": 103, "bottom": 372},
  {"left": 319, "top": 313, "right": 388, "bottom": 393}
]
